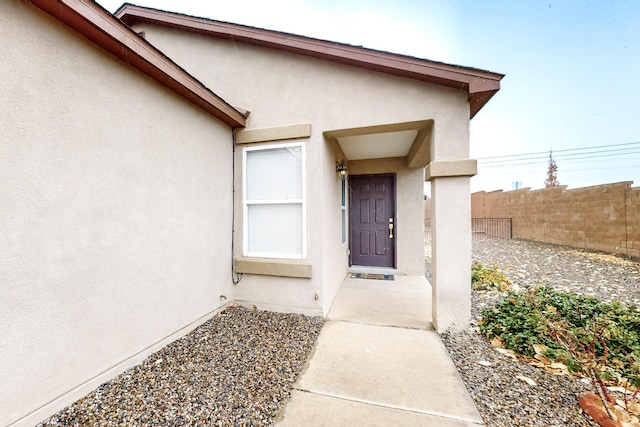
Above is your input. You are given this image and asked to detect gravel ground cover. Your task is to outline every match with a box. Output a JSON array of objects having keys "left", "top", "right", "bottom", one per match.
[
  {"left": 38, "top": 306, "right": 323, "bottom": 427},
  {"left": 36, "top": 239, "right": 640, "bottom": 427},
  {"left": 428, "top": 238, "right": 640, "bottom": 427}
]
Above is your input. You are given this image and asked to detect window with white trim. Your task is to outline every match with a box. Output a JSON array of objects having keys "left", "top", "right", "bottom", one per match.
[{"left": 243, "top": 142, "right": 306, "bottom": 259}]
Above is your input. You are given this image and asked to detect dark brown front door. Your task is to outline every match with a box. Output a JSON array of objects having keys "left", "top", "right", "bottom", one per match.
[{"left": 349, "top": 174, "right": 396, "bottom": 268}]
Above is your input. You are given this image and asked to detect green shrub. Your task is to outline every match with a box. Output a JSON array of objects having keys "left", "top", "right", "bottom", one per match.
[
  {"left": 471, "top": 262, "right": 512, "bottom": 291},
  {"left": 479, "top": 286, "right": 640, "bottom": 386}
]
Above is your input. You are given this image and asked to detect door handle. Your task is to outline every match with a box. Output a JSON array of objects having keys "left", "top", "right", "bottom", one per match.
[{"left": 388, "top": 218, "right": 394, "bottom": 239}]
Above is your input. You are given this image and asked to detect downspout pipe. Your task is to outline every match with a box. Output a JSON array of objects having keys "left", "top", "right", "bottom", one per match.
[{"left": 231, "top": 129, "right": 243, "bottom": 285}]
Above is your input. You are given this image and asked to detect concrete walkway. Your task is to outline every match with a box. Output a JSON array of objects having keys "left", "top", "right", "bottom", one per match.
[{"left": 275, "top": 274, "right": 484, "bottom": 426}]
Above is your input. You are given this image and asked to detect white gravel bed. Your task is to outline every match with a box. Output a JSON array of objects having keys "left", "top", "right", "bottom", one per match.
[
  {"left": 427, "top": 238, "right": 640, "bottom": 427},
  {"left": 38, "top": 306, "right": 323, "bottom": 427}
]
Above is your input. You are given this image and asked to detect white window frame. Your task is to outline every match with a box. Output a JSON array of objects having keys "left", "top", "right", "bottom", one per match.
[{"left": 242, "top": 142, "right": 307, "bottom": 259}]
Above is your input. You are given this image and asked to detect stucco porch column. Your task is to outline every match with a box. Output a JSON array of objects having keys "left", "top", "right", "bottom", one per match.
[{"left": 426, "top": 160, "right": 477, "bottom": 332}]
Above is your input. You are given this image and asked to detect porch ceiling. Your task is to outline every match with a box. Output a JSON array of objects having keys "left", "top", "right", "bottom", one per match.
[
  {"left": 325, "top": 120, "right": 433, "bottom": 169},
  {"left": 338, "top": 130, "right": 417, "bottom": 160}
]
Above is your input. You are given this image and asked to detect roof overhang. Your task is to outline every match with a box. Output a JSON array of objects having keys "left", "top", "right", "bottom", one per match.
[
  {"left": 29, "top": 0, "right": 246, "bottom": 128},
  {"left": 115, "top": 5, "right": 504, "bottom": 119},
  {"left": 324, "top": 120, "right": 433, "bottom": 169}
]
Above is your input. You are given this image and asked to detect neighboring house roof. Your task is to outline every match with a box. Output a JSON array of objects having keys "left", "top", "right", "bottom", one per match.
[
  {"left": 30, "top": 0, "right": 247, "bottom": 128},
  {"left": 115, "top": 4, "right": 504, "bottom": 119}
]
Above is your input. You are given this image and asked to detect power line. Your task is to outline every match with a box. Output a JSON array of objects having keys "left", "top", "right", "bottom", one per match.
[
  {"left": 482, "top": 146, "right": 640, "bottom": 161},
  {"left": 477, "top": 141, "right": 640, "bottom": 161},
  {"left": 479, "top": 150, "right": 640, "bottom": 168},
  {"left": 479, "top": 147, "right": 640, "bottom": 165},
  {"left": 557, "top": 151, "right": 640, "bottom": 162}
]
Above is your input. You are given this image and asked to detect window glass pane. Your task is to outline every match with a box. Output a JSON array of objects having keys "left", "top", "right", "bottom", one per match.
[
  {"left": 247, "top": 203, "right": 302, "bottom": 256},
  {"left": 246, "top": 146, "right": 302, "bottom": 200}
]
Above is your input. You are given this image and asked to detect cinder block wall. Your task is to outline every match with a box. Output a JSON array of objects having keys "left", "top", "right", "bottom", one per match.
[
  {"left": 627, "top": 186, "right": 640, "bottom": 256},
  {"left": 461, "top": 182, "right": 639, "bottom": 258}
]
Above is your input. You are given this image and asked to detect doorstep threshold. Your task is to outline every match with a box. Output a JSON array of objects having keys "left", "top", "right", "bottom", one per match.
[{"left": 348, "top": 266, "right": 405, "bottom": 275}]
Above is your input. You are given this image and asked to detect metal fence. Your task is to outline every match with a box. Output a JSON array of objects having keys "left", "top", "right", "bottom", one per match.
[{"left": 424, "top": 218, "right": 512, "bottom": 240}]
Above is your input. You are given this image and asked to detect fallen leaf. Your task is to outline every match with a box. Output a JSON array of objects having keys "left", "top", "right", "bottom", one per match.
[
  {"left": 532, "top": 343, "right": 548, "bottom": 354},
  {"left": 609, "top": 386, "right": 637, "bottom": 395},
  {"left": 625, "top": 415, "right": 640, "bottom": 427},
  {"left": 529, "top": 360, "right": 547, "bottom": 368},
  {"left": 491, "top": 337, "right": 505, "bottom": 348},
  {"left": 628, "top": 402, "right": 640, "bottom": 414},
  {"left": 478, "top": 360, "right": 493, "bottom": 367},
  {"left": 534, "top": 353, "right": 551, "bottom": 365},
  {"left": 550, "top": 362, "right": 568, "bottom": 371},
  {"left": 613, "top": 405, "right": 632, "bottom": 423},
  {"left": 496, "top": 348, "right": 518, "bottom": 359},
  {"left": 516, "top": 375, "right": 537, "bottom": 386}
]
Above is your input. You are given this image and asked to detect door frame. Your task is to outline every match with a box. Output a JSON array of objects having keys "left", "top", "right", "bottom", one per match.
[{"left": 348, "top": 173, "right": 397, "bottom": 268}]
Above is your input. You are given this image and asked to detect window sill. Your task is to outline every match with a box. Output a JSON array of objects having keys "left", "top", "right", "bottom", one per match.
[{"left": 234, "top": 257, "right": 312, "bottom": 279}]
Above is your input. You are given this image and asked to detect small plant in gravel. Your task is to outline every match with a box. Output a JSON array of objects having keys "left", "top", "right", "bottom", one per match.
[
  {"left": 471, "top": 262, "right": 512, "bottom": 292},
  {"left": 480, "top": 287, "right": 640, "bottom": 386},
  {"left": 480, "top": 287, "right": 640, "bottom": 425}
]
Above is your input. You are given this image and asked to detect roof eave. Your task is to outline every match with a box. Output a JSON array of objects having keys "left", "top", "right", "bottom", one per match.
[
  {"left": 116, "top": 4, "right": 504, "bottom": 118},
  {"left": 30, "top": 0, "right": 246, "bottom": 128}
]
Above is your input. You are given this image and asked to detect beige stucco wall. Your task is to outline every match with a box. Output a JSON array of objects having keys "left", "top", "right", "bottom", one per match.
[
  {"left": 135, "top": 22, "right": 470, "bottom": 317},
  {"left": 0, "top": 3, "right": 234, "bottom": 425}
]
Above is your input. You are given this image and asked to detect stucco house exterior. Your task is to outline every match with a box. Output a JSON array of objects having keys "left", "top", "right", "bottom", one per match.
[{"left": 0, "top": 0, "right": 502, "bottom": 425}]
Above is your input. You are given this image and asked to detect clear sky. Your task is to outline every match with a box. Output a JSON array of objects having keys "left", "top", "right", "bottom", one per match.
[{"left": 98, "top": 0, "right": 640, "bottom": 193}]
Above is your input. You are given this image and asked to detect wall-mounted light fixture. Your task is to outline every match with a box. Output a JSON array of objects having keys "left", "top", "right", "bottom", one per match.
[{"left": 336, "top": 161, "right": 348, "bottom": 181}]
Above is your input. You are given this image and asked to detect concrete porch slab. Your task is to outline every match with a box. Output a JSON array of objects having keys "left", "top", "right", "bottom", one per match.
[
  {"left": 275, "top": 274, "right": 483, "bottom": 427},
  {"left": 328, "top": 275, "right": 432, "bottom": 330},
  {"left": 292, "top": 320, "right": 483, "bottom": 424},
  {"left": 277, "top": 390, "right": 481, "bottom": 427}
]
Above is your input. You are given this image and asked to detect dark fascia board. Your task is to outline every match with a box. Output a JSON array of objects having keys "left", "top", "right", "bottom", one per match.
[
  {"left": 116, "top": 4, "right": 504, "bottom": 118},
  {"left": 29, "top": 0, "right": 246, "bottom": 128}
]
